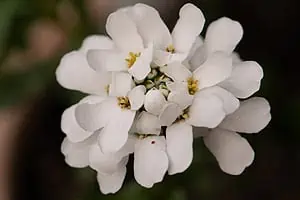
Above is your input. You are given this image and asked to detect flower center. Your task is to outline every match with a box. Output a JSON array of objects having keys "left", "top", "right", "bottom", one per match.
[
  {"left": 187, "top": 77, "right": 199, "bottom": 95},
  {"left": 105, "top": 85, "right": 110, "bottom": 94},
  {"left": 117, "top": 96, "right": 131, "bottom": 109},
  {"left": 166, "top": 45, "right": 175, "bottom": 54},
  {"left": 125, "top": 52, "right": 141, "bottom": 68}
]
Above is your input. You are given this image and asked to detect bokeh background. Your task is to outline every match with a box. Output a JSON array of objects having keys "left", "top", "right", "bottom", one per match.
[{"left": 0, "top": 0, "right": 299, "bottom": 200}]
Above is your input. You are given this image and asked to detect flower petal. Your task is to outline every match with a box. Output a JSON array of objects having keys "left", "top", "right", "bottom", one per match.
[
  {"left": 172, "top": 3, "right": 205, "bottom": 53},
  {"left": 79, "top": 35, "right": 114, "bottom": 54},
  {"left": 186, "top": 93, "right": 226, "bottom": 128},
  {"left": 166, "top": 122, "right": 193, "bottom": 175},
  {"left": 167, "top": 84, "right": 193, "bottom": 109},
  {"left": 204, "top": 128, "right": 254, "bottom": 175},
  {"left": 128, "top": 85, "right": 146, "bottom": 110},
  {"left": 75, "top": 98, "right": 115, "bottom": 132},
  {"left": 61, "top": 133, "right": 98, "bottom": 168},
  {"left": 134, "top": 136, "right": 168, "bottom": 188},
  {"left": 219, "top": 97, "right": 271, "bottom": 133},
  {"left": 106, "top": 10, "right": 144, "bottom": 52},
  {"left": 193, "top": 52, "right": 232, "bottom": 89},
  {"left": 219, "top": 61, "right": 264, "bottom": 98},
  {"left": 97, "top": 164, "right": 127, "bottom": 194},
  {"left": 129, "top": 3, "right": 172, "bottom": 50},
  {"left": 135, "top": 111, "right": 161, "bottom": 135},
  {"left": 128, "top": 44, "right": 153, "bottom": 80},
  {"left": 61, "top": 104, "right": 93, "bottom": 143},
  {"left": 56, "top": 51, "right": 112, "bottom": 95},
  {"left": 159, "top": 103, "right": 182, "bottom": 126},
  {"left": 98, "top": 108, "right": 136, "bottom": 153},
  {"left": 87, "top": 49, "right": 128, "bottom": 72},
  {"left": 89, "top": 143, "right": 126, "bottom": 174},
  {"left": 109, "top": 72, "right": 134, "bottom": 97},
  {"left": 144, "top": 89, "right": 167, "bottom": 115},
  {"left": 197, "top": 86, "right": 240, "bottom": 115},
  {"left": 205, "top": 17, "right": 243, "bottom": 54},
  {"left": 160, "top": 62, "right": 192, "bottom": 82}
]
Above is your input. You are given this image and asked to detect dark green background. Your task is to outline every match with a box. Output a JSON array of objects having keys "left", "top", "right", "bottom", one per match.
[{"left": 0, "top": 0, "right": 299, "bottom": 199}]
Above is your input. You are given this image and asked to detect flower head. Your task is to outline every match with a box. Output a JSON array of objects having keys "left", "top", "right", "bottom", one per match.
[{"left": 56, "top": 2, "right": 270, "bottom": 195}]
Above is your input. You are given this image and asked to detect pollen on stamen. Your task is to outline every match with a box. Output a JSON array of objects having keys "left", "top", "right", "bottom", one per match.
[
  {"left": 117, "top": 96, "right": 131, "bottom": 109},
  {"left": 187, "top": 77, "right": 199, "bottom": 95},
  {"left": 166, "top": 45, "right": 175, "bottom": 53},
  {"left": 125, "top": 52, "right": 141, "bottom": 68}
]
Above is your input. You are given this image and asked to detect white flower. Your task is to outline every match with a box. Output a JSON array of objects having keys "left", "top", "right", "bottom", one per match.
[
  {"left": 188, "top": 17, "right": 264, "bottom": 98},
  {"left": 61, "top": 95, "right": 131, "bottom": 194},
  {"left": 87, "top": 10, "right": 153, "bottom": 80},
  {"left": 126, "top": 3, "right": 205, "bottom": 66},
  {"left": 130, "top": 112, "right": 169, "bottom": 188},
  {"left": 56, "top": 35, "right": 113, "bottom": 95},
  {"left": 75, "top": 73, "right": 146, "bottom": 153},
  {"left": 202, "top": 97, "right": 271, "bottom": 175}
]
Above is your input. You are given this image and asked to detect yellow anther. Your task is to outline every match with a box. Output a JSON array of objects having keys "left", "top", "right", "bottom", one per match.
[
  {"left": 105, "top": 85, "right": 110, "bottom": 94},
  {"left": 117, "top": 97, "right": 131, "bottom": 109},
  {"left": 166, "top": 45, "right": 175, "bottom": 53},
  {"left": 187, "top": 77, "right": 199, "bottom": 95},
  {"left": 182, "top": 113, "right": 189, "bottom": 119},
  {"left": 125, "top": 52, "right": 141, "bottom": 68}
]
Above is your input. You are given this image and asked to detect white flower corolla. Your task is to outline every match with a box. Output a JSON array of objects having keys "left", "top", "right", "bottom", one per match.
[
  {"left": 188, "top": 17, "right": 264, "bottom": 99},
  {"left": 129, "top": 112, "right": 169, "bottom": 188},
  {"left": 87, "top": 10, "right": 153, "bottom": 81},
  {"left": 203, "top": 97, "right": 271, "bottom": 175},
  {"left": 75, "top": 72, "right": 146, "bottom": 153},
  {"left": 56, "top": 35, "right": 114, "bottom": 95},
  {"left": 126, "top": 3, "right": 205, "bottom": 66}
]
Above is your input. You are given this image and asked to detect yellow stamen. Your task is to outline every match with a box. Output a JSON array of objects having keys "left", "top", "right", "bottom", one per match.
[
  {"left": 117, "top": 96, "right": 131, "bottom": 109},
  {"left": 105, "top": 85, "right": 110, "bottom": 94},
  {"left": 125, "top": 52, "right": 141, "bottom": 68},
  {"left": 187, "top": 77, "right": 199, "bottom": 95},
  {"left": 166, "top": 45, "right": 175, "bottom": 53}
]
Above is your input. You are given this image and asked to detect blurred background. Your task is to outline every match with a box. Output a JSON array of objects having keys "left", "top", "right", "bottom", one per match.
[{"left": 0, "top": 0, "right": 299, "bottom": 199}]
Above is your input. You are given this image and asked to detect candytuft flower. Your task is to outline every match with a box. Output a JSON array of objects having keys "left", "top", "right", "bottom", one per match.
[{"left": 56, "top": 2, "right": 271, "bottom": 195}]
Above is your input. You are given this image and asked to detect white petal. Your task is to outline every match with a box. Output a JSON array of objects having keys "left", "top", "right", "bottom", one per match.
[
  {"left": 159, "top": 103, "right": 182, "bottom": 126},
  {"left": 87, "top": 49, "right": 127, "bottom": 72},
  {"left": 98, "top": 108, "right": 136, "bottom": 153},
  {"left": 197, "top": 86, "right": 239, "bottom": 115},
  {"left": 128, "top": 44, "right": 152, "bottom": 80},
  {"left": 106, "top": 10, "right": 144, "bottom": 52},
  {"left": 128, "top": 85, "right": 146, "bottom": 110},
  {"left": 232, "top": 52, "right": 243, "bottom": 64},
  {"left": 56, "top": 51, "right": 111, "bottom": 95},
  {"left": 61, "top": 134, "right": 97, "bottom": 168},
  {"left": 135, "top": 111, "right": 161, "bottom": 135},
  {"left": 204, "top": 128, "right": 254, "bottom": 175},
  {"left": 167, "top": 85, "right": 193, "bottom": 109},
  {"left": 219, "top": 97, "right": 271, "bottom": 133},
  {"left": 129, "top": 3, "right": 172, "bottom": 50},
  {"left": 186, "top": 93, "right": 226, "bottom": 128},
  {"left": 89, "top": 143, "right": 125, "bottom": 174},
  {"left": 79, "top": 35, "right": 114, "bottom": 54},
  {"left": 61, "top": 104, "right": 93, "bottom": 143},
  {"left": 166, "top": 122, "right": 193, "bottom": 175},
  {"left": 219, "top": 61, "right": 264, "bottom": 98},
  {"left": 109, "top": 72, "right": 134, "bottom": 97},
  {"left": 160, "top": 62, "right": 192, "bottom": 82},
  {"left": 75, "top": 98, "right": 116, "bottom": 132},
  {"left": 134, "top": 136, "right": 168, "bottom": 188},
  {"left": 172, "top": 3, "right": 205, "bottom": 53},
  {"left": 153, "top": 50, "right": 187, "bottom": 66},
  {"left": 184, "top": 36, "right": 204, "bottom": 65},
  {"left": 189, "top": 45, "right": 207, "bottom": 71},
  {"left": 97, "top": 165, "right": 127, "bottom": 194},
  {"left": 193, "top": 52, "right": 232, "bottom": 89},
  {"left": 205, "top": 17, "right": 243, "bottom": 54},
  {"left": 144, "top": 89, "right": 167, "bottom": 115}
]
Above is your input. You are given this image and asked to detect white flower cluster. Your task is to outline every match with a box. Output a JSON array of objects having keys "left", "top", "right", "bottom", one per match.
[{"left": 56, "top": 3, "right": 271, "bottom": 194}]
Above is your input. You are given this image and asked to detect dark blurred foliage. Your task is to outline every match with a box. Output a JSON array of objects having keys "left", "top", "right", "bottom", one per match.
[{"left": 0, "top": 0, "right": 299, "bottom": 200}]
